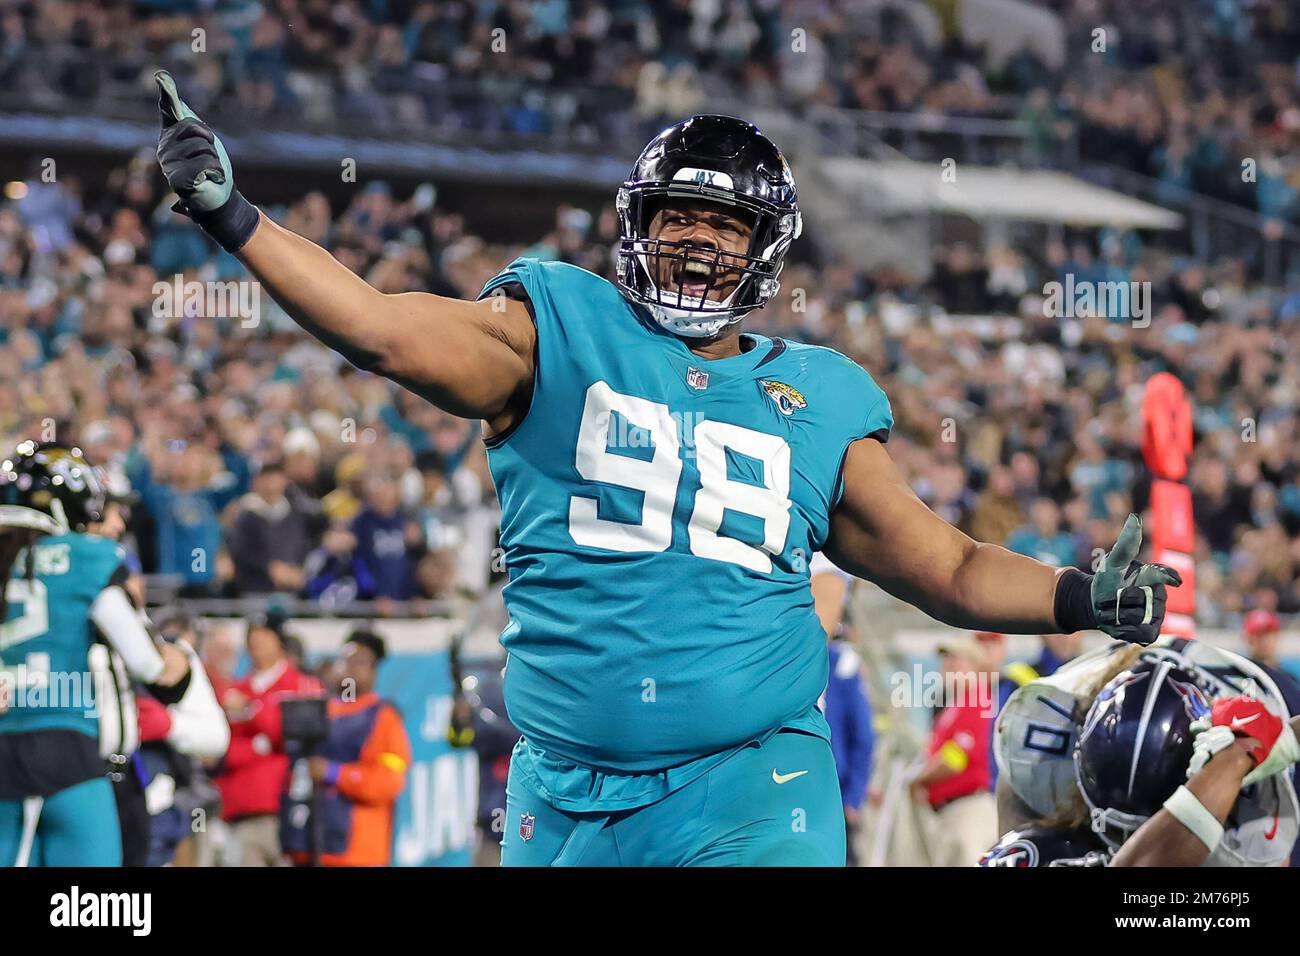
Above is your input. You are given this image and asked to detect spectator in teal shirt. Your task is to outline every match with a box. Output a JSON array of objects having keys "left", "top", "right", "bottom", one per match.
[
  {"left": 1005, "top": 499, "right": 1079, "bottom": 568},
  {"left": 127, "top": 441, "right": 225, "bottom": 592}
]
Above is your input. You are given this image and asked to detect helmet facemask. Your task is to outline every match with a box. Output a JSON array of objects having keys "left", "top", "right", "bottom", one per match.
[
  {"left": 616, "top": 184, "right": 801, "bottom": 338},
  {"left": 1076, "top": 747, "right": 1152, "bottom": 851}
]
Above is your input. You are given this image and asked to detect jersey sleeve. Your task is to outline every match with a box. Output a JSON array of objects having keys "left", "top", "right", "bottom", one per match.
[
  {"left": 475, "top": 257, "right": 546, "bottom": 449},
  {"left": 827, "top": 354, "right": 894, "bottom": 508},
  {"left": 841, "top": 357, "right": 893, "bottom": 444},
  {"left": 474, "top": 258, "right": 616, "bottom": 453},
  {"left": 478, "top": 257, "right": 543, "bottom": 311},
  {"left": 90, "top": 585, "right": 164, "bottom": 684}
]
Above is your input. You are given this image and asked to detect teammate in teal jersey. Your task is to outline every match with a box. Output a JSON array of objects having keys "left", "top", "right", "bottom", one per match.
[
  {"left": 156, "top": 77, "right": 1184, "bottom": 865},
  {"left": 0, "top": 442, "right": 190, "bottom": 866}
]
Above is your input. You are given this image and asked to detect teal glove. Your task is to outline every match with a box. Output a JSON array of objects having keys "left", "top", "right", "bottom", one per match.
[
  {"left": 1054, "top": 514, "right": 1183, "bottom": 645},
  {"left": 154, "top": 70, "right": 259, "bottom": 250}
]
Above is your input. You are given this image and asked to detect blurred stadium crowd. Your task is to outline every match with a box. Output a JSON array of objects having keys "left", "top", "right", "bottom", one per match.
[
  {"left": 0, "top": 161, "right": 507, "bottom": 610},
  {"left": 1, "top": 147, "right": 1298, "bottom": 625},
  {"left": 9, "top": 0, "right": 1300, "bottom": 224},
  {"left": 0, "top": 0, "right": 1298, "bottom": 626}
]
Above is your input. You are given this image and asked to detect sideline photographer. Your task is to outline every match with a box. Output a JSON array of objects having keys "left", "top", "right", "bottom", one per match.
[{"left": 280, "top": 630, "right": 411, "bottom": 867}]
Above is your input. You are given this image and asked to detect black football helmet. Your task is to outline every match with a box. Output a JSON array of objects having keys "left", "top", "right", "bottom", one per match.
[
  {"left": 615, "top": 114, "right": 801, "bottom": 337},
  {"left": 1074, "top": 658, "right": 1214, "bottom": 849},
  {"left": 0, "top": 440, "right": 107, "bottom": 536}
]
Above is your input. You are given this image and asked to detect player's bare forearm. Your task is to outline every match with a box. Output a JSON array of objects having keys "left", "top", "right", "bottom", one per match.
[
  {"left": 1110, "top": 745, "right": 1255, "bottom": 867},
  {"left": 826, "top": 437, "right": 1059, "bottom": 632},
  {"left": 945, "top": 539, "right": 1062, "bottom": 632},
  {"left": 237, "top": 213, "right": 386, "bottom": 369},
  {"left": 237, "top": 213, "right": 534, "bottom": 424}
]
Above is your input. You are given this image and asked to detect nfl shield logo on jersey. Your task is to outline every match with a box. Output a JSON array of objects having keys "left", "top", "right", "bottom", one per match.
[
  {"left": 686, "top": 367, "right": 709, "bottom": 390},
  {"left": 519, "top": 812, "right": 536, "bottom": 842}
]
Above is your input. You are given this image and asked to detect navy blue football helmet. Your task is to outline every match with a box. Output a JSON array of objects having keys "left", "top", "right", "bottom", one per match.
[
  {"left": 979, "top": 823, "right": 1110, "bottom": 867},
  {"left": 1074, "top": 658, "right": 1214, "bottom": 849},
  {"left": 615, "top": 115, "right": 801, "bottom": 337}
]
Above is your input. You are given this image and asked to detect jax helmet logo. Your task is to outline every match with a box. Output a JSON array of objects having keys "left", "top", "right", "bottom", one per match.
[
  {"left": 760, "top": 380, "right": 808, "bottom": 416},
  {"left": 672, "top": 167, "right": 735, "bottom": 190}
]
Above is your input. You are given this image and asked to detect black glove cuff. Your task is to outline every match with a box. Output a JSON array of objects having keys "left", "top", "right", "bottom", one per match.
[
  {"left": 144, "top": 666, "right": 192, "bottom": 707},
  {"left": 1054, "top": 568, "right": 1096, "bottom": 634},
  {"left": 189, "top": 188, "right": 261, "bottom": 253}
]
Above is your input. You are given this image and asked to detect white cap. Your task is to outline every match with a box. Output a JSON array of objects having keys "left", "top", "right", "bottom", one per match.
[{"left": 284, "top": 426, "right": 320, "bottom": 458}]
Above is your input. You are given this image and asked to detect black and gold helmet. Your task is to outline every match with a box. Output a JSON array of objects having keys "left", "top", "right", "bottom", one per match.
[{"left": 0, "top": 440, "right": 106, "bottom": 536}]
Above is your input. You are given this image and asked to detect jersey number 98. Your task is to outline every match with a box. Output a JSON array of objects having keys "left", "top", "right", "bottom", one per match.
[{"left": 569, "top": 382, "right": 792, "bottom": 573}]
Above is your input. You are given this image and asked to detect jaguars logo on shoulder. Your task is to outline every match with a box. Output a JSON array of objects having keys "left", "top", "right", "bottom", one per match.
[{"left": 760, "top": 380, "right": 807, "bottom": 416}]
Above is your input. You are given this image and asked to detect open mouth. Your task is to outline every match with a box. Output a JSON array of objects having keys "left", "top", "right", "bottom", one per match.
[{"left": 672, "top": 256, "right": 716, "bottom": 299}]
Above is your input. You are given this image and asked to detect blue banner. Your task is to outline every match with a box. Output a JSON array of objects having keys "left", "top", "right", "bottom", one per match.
[{"left": 377, "top": 650, "right": 478, "bottom": 867}]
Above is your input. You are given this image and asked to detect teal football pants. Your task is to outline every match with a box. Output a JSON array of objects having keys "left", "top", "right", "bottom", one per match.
[
  {"left": 0, "top": 777, "right": 122, "bottom": 867},
  {"left": 501, "top": 728, "right": 845, "bottom": 866}
]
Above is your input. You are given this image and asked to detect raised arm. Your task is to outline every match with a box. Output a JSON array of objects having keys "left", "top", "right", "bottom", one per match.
[
  {"left": 152, "top": 71, "right": 534, "bottom": 436},
  {"left": 236, "top": 216, "right": 534, "bottom": 428},
  {"left": 825, "top": 436, "right": 1180, "bottom": 641}
]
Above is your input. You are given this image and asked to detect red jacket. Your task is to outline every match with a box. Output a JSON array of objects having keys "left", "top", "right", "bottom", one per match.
[
  {"left": 217, "top": 661, "right": 322, "bottom": 820},
  {"left": 208, "top": 673, "right": 237, "bottom": 710},
  {"left": 925, "top": 702, "right": 993, "bottom": 808},
  {"left": 137, "top": 695, "right": 172, "bottom": 743}
]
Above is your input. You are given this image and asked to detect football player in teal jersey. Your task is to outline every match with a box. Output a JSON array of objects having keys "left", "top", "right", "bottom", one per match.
[
  {"left": 155, "top": 74, "right": 1182, "bottom": 865},
  {"left": 0, "top": 442, "right": 190, "bottom": 866}
]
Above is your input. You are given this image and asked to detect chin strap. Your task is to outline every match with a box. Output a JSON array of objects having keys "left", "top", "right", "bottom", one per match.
[
  {"left": 645, "top": 288, "right": 752, "bottom": 338},
  {"left": 650, "top": 305, "right": 738, "bottom": 338}
]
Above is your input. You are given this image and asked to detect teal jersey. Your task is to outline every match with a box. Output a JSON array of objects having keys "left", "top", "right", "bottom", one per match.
[
  {"left": 481, "top": 259, "right": 892, "bottom": 775},
  {"left": 0, "top": 533, "right": 125, "bottom": 736}
]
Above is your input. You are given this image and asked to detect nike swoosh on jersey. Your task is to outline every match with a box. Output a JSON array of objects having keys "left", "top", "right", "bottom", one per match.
[
  {"left": 1231, "top": 713, "right": 1261, "bottom": 730},
  {"left": 772, "top": 769, "right": 809, "bottom": 784}
]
